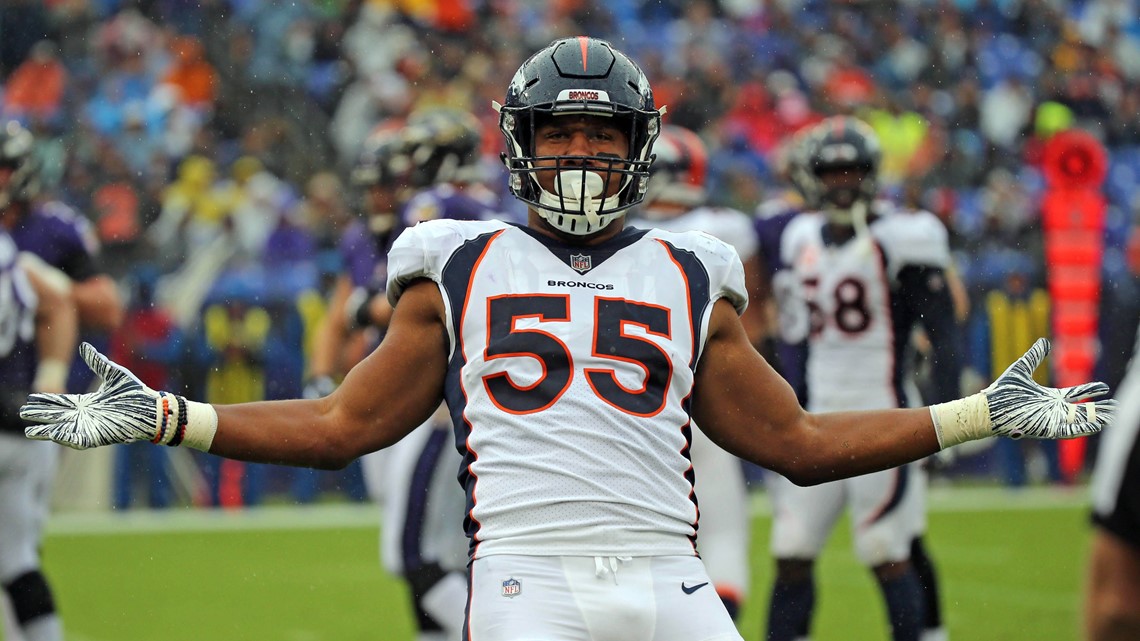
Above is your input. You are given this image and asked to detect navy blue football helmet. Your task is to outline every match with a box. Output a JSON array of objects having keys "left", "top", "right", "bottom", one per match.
[
  {"left": 796, "top": 116, "right": 881, "bottom": 222},
  {"left": 496, "top": 37, "right": 661, "bottom": 235}
]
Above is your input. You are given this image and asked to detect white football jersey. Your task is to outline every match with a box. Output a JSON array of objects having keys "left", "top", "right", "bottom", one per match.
[
  {"left": 387, "top": 219, "right": 747, "bottom": 559},
  {"left": 778, "top": 210, "right": 950, "bottom": 412}
]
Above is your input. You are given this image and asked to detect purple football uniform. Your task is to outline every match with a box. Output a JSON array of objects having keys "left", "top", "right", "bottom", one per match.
[{"left": 7, "top": 201, "right": 100, "bottom": 282}]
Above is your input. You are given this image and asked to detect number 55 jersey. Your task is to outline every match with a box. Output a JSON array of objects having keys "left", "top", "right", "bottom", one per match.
[{"left": 387, "top": 219, "right": 747, "bottom": 560}]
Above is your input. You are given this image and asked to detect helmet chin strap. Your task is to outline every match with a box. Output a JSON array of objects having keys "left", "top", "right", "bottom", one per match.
[
  {"left": 824, "top": 200, "right": 873, "bottom": 255},
  {"left": 850, "top": 199, "right": 871, "bottom": 241},
  {"left": 558, "top": 171, "right": 603, "bottom": 227},
  {"left": 536, "top": 170, "right": 624, "bottom": 235}
]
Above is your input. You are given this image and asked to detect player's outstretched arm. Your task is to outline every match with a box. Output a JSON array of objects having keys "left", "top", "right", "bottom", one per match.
[
  {"left": 22, "top": 279, "right": 450, "bottom": 469},
  {"left": 928, "top": 337, "right": 1114, "bottom": 444},
  {"left": 691, "top": 300, "right": 1115, "bottom": 486}
]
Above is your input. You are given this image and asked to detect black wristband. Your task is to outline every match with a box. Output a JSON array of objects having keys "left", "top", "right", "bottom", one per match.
[{"left": 168, "top": 395, "right": 189, "bottom": 447}]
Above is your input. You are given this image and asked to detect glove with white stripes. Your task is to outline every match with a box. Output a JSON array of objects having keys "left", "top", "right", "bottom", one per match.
[
  {"left": 929, "top": 338, "right": 1117, "bottom": 448},
  {"left": 21, "top": 342, "right": 217, "bottom": 451}
]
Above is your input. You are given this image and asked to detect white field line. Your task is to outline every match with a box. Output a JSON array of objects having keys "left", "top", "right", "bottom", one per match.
[{"left": 44, "top": 485, "right": 1089, "bottom": 537}]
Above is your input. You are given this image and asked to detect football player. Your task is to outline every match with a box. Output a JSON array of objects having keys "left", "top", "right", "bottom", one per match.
[
  {"left": 305, "top": 122, "right": 467, "bottom": 641},
  {"left": 305, "top": 120, "right": 412, "bottom": 399},
  {"left": 344, "top": 106, "right": 507, "bottom": 330},
  {"left": 309, "top": 109, "right": 506, "bottom": 641},
  {"left": 0, "top": 119, "right": 120, "bottom": 641},
  {"left": 762, "top": 116, "right": 958, "bottom": 641},
  {"left": 0, "top": 227, "right": 78, "bottom": 641}
]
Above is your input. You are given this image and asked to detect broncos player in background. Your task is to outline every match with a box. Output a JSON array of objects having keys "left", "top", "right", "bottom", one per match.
[
  {"left": 625, "top": 124, "right": 765, "bottom": 621},
  {"left": 762, "top": 117, "right": 959, "bottom": 641},
  {"left": 307, "top": 107, "right": 505, "bottom": 641},
  {"left": 0, "top": 224, "right": 78, "bottom": 641}
]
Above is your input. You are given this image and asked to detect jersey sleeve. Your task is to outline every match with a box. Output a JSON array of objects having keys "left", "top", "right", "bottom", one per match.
[
  {"left": 386, "top": 222, "right": 442, "bottom": 305},
  {"left": 680, "top": 230, "right": 749, "bottom": 315},
  {"left": 876, "top": 210, "right": 952, "bottom": 278},
  {"left": 386, "top": 219, "right": 509, "bottom": 305}
]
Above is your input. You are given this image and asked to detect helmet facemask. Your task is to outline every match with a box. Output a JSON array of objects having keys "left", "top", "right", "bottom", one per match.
[
  {"left": 794, "top": 116, "right": 882, "bottom": 243},
  {"left": 499, "top": 103, "right": 659, "bottom": 236},
  {"left": 495, "top": 37, "right": 662, "bottom": 236},
  {"left": 816, "top": 166, "right": 874, "bottom": 227}
]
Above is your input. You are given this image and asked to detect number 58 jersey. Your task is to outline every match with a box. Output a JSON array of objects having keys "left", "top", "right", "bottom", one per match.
[
  {"left": 778, "top": 209, "right": 952, "bottom": 413},
  {"left": 387, "top": 219, "right": 748, "bottom": 560}
]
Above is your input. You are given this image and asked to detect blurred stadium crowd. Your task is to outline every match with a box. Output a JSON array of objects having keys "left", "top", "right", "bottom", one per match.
[{"left": 3, "top": 0, "right": 1139, "bottom": 507}]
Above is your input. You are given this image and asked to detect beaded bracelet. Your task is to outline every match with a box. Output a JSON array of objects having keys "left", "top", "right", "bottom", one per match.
[
  {"left": 153, "top": 393, "right": 172, "bottom": 444},
  {"left": 168, "top": 395, "right": 189, "bottom": 447}
]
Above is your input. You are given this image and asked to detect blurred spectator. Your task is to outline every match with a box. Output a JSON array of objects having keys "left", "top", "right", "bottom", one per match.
[
  {"left": 110, "top": 264, "right": 183, "bottom": 509},
  {"left": 817, "top": 38, "right": 877, "bottom": 112},
  {"left": 161, "top": 35, "right": 217, "bottom": 111},
  {"left": 865, "top": 95, "right": 930, "bottom": 188},
  {"left": 2, "top": 40, "right": 68, "bottom": 130},
  {"left": 199, "top": 295, "right": 269, "bottom": 508},
  {"left": 148, "top": 154, "right": 221, "bottom": 261},
  {"left": 295, "top": 170, "right": 351, "bottom": 251},
  {"left": 981, "top": 75, "right": 1035, "bottom": 150},
  {"left": 980, "top": 261, "right": 1064, "bottom": 486}
]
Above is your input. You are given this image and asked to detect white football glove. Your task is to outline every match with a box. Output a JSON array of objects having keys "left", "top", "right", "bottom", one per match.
[
  {"left": 21, "top": 342, "right": 217, "bottom": 451},
  {"left": 930, "top": 338, "right": 1117, "bottom": 448}
]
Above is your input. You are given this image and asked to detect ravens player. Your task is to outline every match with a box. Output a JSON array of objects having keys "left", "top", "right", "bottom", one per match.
[
  {"left": 0, "top": 119, "right": 119, "bottom": 641},
  {"left": 0, "top": 226, "right": 77, "bottom": 641},
  {"left": 307, "top": 109, "right": 505, "bottom": 641}
]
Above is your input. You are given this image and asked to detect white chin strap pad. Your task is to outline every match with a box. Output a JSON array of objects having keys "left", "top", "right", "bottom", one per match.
[
  {"left": 537, "top": 170, "right": 627, "bottom": 235},
  {"left": 557, "top": 171, "right": 605, "bottom": 226}
]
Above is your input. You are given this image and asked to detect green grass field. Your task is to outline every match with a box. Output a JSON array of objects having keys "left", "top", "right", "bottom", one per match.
[{"left": 18, "top": 486, "right": 1092, "bottom": 641}]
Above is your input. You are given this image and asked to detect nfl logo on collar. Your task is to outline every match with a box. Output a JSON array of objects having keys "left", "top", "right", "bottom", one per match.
[
  {"left": 570, "top": 253, "right": 592, "bottom": 273},
  {"left": 501, "top": 577, "right": 521, "bottom": 598}
]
